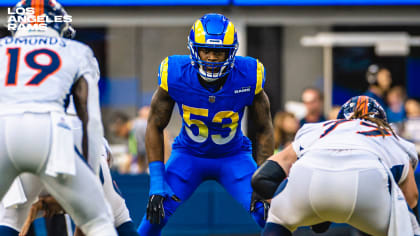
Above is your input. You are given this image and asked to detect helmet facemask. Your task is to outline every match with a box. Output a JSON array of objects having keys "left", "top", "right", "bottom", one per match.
[{"left": 188, "top": 40, "right": 238, "bottom": 82}]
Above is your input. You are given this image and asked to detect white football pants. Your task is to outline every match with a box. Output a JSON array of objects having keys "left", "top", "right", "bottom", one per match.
[
  {"left": 0, "top": 113, "right": 116, "bottom": 236},
  {"left": 0, "top": 114, "right": 131, "bottom": 232},
  {"left": 267, "top": 149, "right": 391, "bottom": 236}
]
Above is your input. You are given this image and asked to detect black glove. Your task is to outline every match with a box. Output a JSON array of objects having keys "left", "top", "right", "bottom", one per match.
[
  {"left": 250, "top": 191, "right": 270, "bottom": 220},
  {"left": 311, "top": 221, "right": 332, "bottom": 234},
  {"left": 146, "top": 195, "right": 165, "bottom": 224},
  {"left": 146, "top": 194, "right": 180, "bottom": 224}
]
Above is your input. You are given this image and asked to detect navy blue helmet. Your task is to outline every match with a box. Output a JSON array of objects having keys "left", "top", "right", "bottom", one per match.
[{"left": 337, "top": 95, "right": 387, "bottom": 122}]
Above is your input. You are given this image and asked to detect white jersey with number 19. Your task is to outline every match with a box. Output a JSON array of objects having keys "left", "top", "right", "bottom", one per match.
[{"left": 0, "top": 36, "right": 99, "bottom": 114}]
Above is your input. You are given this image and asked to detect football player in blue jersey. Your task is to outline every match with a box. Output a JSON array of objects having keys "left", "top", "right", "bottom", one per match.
[{"left": 137, "top": 13, "right": 274, "bottom": 235}]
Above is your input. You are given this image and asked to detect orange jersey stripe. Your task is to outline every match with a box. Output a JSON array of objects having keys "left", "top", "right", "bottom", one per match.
[
  {"left": 39, "top": 0, "right": 44, "bottom": 17},
  {"left": 35, "top": 0, "right": 39, "bottom": 16},
  {"left": 356, "top": 96, "right": 362, "bottom": 113},
  {"left": 360, "top": 96, "right": 365, "bottom": 114},
  {"left": 30, "top": 0, "right": 36, "bottom": 25}
]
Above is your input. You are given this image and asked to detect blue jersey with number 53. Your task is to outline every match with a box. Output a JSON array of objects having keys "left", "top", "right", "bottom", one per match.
[{"left": 158, "top": 55, "right": 265, "bottom": 157}]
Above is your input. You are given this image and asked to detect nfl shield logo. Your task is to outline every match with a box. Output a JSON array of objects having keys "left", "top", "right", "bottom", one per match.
[{"left": 209, "top": 96, "right": 216, "bottom": 103}]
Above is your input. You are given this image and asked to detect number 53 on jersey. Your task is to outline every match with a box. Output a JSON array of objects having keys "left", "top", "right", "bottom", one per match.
[{"left": 182, "top": 104, "right": 239, "bottom": 145}]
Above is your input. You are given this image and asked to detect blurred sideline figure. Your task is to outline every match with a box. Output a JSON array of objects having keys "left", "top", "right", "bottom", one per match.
[
  {"left": 405, "top": 99, "right": 420, "bottom": 118},
  {"left": 0, "top": 0, "right": 116, "bottom": 235},
  {"left": 111, "top": 107, "right": 172, "bottom": 174},
  {"left": 273, "top": 111, "right": 299, "bottom": 152},
  {"left": 403, "top": 99, "right": 420, "bottom": 148},
  {"left": 364, "top": 64, "right": 392, "bottom": 110},
  {"left": 137, "top": 106, "right": 150, "bottom": 120},
  {"left": 137, "top": 13, "right": 274, "bottom": 235},
  {"left": 252, "top": 96, "right": 420, "bottom": 235},
  {"left": 386, "top": 86, "right": 406, "bottom": 124},
  {"left": 299, "top": 87, "right": 325, "bottom": 126},
  {"left": 111, "top": 112, "right": 148, "bottom": 173}
]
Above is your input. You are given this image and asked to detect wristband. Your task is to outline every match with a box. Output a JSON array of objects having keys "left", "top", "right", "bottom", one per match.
[{"left": 149, "top": 161, "right": 165, "bottom": 196}]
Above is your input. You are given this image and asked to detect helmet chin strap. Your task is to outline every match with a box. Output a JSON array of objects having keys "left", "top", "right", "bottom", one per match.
[{"left": 15, "top": 27, "right": 60, "bottom": 37}]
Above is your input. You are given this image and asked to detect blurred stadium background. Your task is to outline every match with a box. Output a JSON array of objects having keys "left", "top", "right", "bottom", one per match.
[{"left": 1, "top": 0, "right": 420, "bottom": 235}]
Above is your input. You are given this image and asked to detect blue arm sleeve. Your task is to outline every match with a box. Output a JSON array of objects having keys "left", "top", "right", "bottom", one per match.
[{"left": 149, "top": 161, "right": 165, "bottom": 196}]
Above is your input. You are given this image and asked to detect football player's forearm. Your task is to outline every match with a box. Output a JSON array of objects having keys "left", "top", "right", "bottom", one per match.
[
  {"left": 73, "top": 76, "right": 104, "bottom": 174},
  {"left": 146, "top": 125, "right": 165, "bottom": 163},
  {"left": 251, "top": 91, "right": 274, "bottom": 165},
  {"left": 256, "top": 128, "right": 274, "bottom": 165},
  {"left": 85, "top": 77, "right": 104, "bottom": 174},
  {"left": 146, "top": 87, "right": 175, "bottom": 163},
  {"left": 72, "top": 77, "right": 89, "bottom": 158}
]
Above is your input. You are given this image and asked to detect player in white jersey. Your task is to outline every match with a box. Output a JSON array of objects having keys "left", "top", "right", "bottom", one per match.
[
  {"left": 252, "top": 96, "right": 419, "bottom": 236},
  {"left": 0, "top": 109, "right": 140, "bottom": 236},
  {"left": 0, "top": 1, "right": 116, "bottom": 235}
]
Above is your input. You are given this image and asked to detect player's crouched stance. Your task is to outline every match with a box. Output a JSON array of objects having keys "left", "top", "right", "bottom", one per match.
[
  {"left": 252, "top": 96, "right": 420, "bottom": 235},
  {"left": 0, "top": 1, "right": 116, "bottom": 235},
  {"left": 138, "top": 13, "right": 274, "bottom": 236},
  {"left": 0, "top": 118, "right": 139, "bottom": 236}
]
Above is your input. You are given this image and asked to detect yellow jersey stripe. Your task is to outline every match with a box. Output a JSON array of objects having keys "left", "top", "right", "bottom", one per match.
[
  {"left": 160, "top": 57, "right": 169, "bottom": 92},
  {"left": 255, "top": 60, "right": 264, "bottom": 94}
]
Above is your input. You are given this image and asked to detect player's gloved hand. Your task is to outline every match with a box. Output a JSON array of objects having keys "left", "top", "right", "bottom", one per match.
[
  {"left": 311, "top": 221, "right": 332, "bottom": 233},
  {"left": 146, "top": 195, "right": 165, "bottom": 224},
  {"left": 147, "top": 161, "right": 180, "bottom": 225},
  {"left": 250, "top": 191, "right": 270, "bottom": 220}
]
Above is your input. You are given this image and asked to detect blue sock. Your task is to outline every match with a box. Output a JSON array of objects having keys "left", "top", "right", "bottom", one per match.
[
  {"left": 0, "top": 226, "right": 19, "bottom": 236},
  {"left": 116, "top": 221, "right": 139, "bottom": 236},
  {"left": 262, "top": 222, "right": 292, "bottom": 236}
]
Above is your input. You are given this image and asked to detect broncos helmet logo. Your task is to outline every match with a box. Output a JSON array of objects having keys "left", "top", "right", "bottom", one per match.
[{"left": 337, "top": 95, "right": 387, "bottom": 122}]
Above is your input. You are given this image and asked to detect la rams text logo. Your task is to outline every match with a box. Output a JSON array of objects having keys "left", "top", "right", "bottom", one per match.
[{"left": 234, "top": 86, "right": 251, "bottom": 94}]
